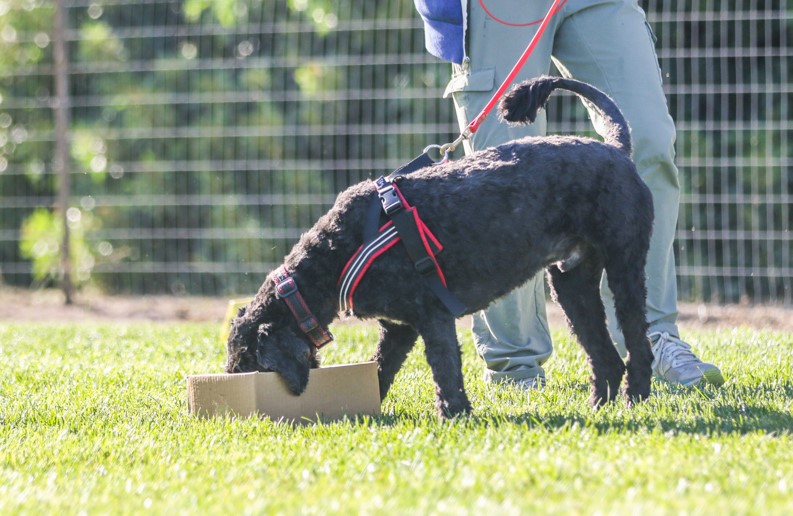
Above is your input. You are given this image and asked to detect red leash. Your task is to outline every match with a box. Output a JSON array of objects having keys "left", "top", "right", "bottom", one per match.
[{"left": 440, "top": 0, "right": 565, "bottom": 156}]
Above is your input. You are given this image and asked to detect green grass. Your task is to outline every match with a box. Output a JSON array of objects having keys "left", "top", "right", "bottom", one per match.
[{"left": 1, "top": 321, "right": 792, "bottom": 514}]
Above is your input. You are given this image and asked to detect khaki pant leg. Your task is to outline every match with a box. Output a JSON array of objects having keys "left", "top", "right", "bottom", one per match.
[
  {"left": 551, "top": 0, "right": 681, "bottom": 350},
  {"left": 445, "top": 0, "right": 563, "bottom": 382}
]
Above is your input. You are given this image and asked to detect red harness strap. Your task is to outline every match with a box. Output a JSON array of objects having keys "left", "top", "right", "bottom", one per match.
[{"left": 272, "top": 266, "right": 333, "bottom": 348}]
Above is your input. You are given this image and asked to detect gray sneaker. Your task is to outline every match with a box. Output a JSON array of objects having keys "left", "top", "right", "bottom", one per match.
[{"left": 649, "top": 331, "right": 725, "bottom": 387}]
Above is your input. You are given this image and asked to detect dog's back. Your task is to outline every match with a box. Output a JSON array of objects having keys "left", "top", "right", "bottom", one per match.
[{"left": 382, "top": 133, "right": 652, "bottom": 314}]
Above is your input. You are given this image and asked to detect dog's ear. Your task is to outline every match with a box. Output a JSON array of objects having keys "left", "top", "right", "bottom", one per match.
[{"left": 256, "top": 325, "right": 314, "bottom": 395}]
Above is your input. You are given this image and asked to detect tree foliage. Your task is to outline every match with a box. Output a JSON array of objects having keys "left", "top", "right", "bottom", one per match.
[{"left": 0, "top": 1, "right": 789, "bottom": 302}]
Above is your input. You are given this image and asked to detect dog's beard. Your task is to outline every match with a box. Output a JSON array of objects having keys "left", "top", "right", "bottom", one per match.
[
  {"left": 225, "top": 341, "right": 259, "bottom": 373},
  {"left": 251, "top": 326, "right": 318, "bottom": 395}
]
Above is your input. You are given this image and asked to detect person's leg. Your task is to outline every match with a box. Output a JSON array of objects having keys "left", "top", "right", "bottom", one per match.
[
  {"left": 445, "top": 0, "right": 563, "bottom": 384},
  {"left": 551, "top": 0, "right": 722, "bottom": 384},
  {"left": 550, "top": 0, "right": 679, "bottom": 346}
]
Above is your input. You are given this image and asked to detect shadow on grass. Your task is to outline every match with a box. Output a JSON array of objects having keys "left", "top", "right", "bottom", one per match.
[
  {"left": 494, "top": 404, "right": 793, "bottom": 435},
  {"left": 362, "top": 381, "right": 793, "bottom": 436}
]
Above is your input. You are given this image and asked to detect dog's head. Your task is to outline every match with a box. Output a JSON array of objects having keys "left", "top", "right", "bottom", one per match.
[{"left": 225, "top": 302, "right": 319, "bottom": 395}]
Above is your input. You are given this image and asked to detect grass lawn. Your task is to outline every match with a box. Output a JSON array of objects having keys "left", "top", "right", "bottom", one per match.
[{"left": 1, "top": 320, "right": 792, "bottom": 514}]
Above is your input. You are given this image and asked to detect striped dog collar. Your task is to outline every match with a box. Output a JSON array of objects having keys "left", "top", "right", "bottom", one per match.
[{"left": 272, "top": 265, "right": 333, "bottom": 348}]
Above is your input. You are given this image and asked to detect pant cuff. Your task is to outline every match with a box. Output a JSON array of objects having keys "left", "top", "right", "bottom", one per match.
[{"left": 484, "top": 367, "right": 545, "bottom": 385}]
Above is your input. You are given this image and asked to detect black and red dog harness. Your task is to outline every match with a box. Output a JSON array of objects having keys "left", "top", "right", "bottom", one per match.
[
  {"left": 337, "top": 153, "right": 467, "bottom": 317},
  {"left": 272, "top": 151, "right": 467, "bottom": 350}
]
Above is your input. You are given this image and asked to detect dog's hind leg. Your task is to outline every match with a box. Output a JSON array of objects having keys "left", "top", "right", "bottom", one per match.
[
  {"left": 371, "top": 320, "right": 419, "bottom": 401},
  {"left": 416, "top": 311, "right": 472, "bottom": 418},
  {"left": 604, "top": 259, "right": 653, "bottom": 404},
  {"left": 548, "top": 259, "right": 626, "bottom": 408}
]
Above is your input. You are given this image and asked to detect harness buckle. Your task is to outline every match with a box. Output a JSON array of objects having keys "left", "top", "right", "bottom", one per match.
[
  {"left": 375, "top": 177, "right": 403, "bottom": 215},
  {"left": 414, "top": 256, "right": 435, "bottom": 276}
]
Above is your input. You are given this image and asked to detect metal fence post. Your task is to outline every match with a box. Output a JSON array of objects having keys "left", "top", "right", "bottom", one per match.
[{"left": 53, "top": 0, "right": 73, "bottom": 304}]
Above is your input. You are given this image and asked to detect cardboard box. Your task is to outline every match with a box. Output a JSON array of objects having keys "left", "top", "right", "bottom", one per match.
[{"left": 187, "top": 361, "right": 381, "bottom": 423}]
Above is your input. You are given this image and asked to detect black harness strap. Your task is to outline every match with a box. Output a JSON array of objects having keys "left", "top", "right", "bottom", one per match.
[
  {"left": 374, "top": 177, "right": 467, "bottom": 317},
  {"left": 364, "top": 150, "right": 437, "bottom": 242},
  {"left": 388, "top": 150, "right": 437, "bottom": 179}
]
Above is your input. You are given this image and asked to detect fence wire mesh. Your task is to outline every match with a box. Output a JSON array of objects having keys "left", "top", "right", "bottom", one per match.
[{"left": 0, "top": 0, "right": 790, "bottom": 303}]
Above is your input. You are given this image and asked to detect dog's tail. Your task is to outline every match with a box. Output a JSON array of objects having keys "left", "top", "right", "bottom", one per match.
[{"left": 499, "top": 75, "right": 632, "bottom": 156}]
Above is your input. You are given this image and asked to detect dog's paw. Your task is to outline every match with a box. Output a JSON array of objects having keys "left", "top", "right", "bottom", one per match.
[
  {"left": 623, "top": 383, "right": 651, "bottom": 407},
  {"left": 588, "top": 393, "right": 608, "bottom": 410},
  {"left": 589, "top": 380, "right": 622, "bottom": 409},
  {"left": 436, "top": 398, "right": 473, "bottom": 419}
]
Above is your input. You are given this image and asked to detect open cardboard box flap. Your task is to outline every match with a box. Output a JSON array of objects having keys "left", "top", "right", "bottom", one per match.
[{"left": 187, "top": 361, "right": 381, "bottom": 423}]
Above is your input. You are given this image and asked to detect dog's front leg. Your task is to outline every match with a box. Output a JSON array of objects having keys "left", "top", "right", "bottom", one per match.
[
  {"left": 371, "top": 320, "right": 419, "bottom": 401},
  {"left": 417, "top": 312, "right": 472, "bottom": 418}
]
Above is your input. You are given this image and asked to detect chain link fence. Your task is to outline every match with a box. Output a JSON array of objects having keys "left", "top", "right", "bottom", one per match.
[{"left": 0, "top": 0, "right": 790, "bottom": 303}]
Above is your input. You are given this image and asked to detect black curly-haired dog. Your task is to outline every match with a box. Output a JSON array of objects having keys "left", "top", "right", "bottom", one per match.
[{"left": 226, "top": 76, "right": 654, "bottom": 418}]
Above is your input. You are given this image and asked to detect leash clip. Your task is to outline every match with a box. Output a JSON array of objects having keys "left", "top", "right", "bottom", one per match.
[
  {"left": 423, "top": 144, "right": 450, "bottom": 164},
  {"left": 437, "top": 129, "right": 471, "bottom": 161}
]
